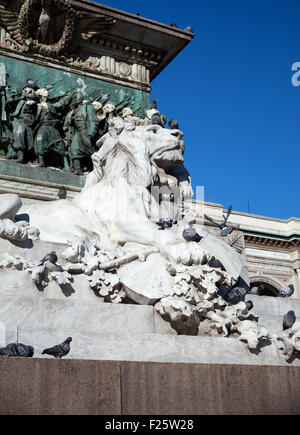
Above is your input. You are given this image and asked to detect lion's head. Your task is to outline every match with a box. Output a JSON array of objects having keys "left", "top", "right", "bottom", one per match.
[{"left": 133, "top": 124, "right": 185, "bottom": 171}]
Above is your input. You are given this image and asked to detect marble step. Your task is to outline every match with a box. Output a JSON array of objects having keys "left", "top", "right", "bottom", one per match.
[
  {"left": 16, "top": 326, "right": 298, "bottom": 367},
  {"left": 247, "top": 295, "right": 300, "bottom": 317},
  {"left": 257, "top": 314, "right": 290, "bottom": 333},
  {"left": 0, "top": 293, "right": 299, "bottom": 344},
  {"left": 0, "top": 295, "right": 174, "bottom": 340}
]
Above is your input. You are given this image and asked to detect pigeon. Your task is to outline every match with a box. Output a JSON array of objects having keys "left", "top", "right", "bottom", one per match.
[
  {"left": 225, "top": 286, "right": 248, "bottom": 306},
  {"left": 182, "top": 221, "right": 202, "bottom": 243},
  {"left": 168, "top": 119, "right": 179, "bottom": 130},
  {"left": 184, "top": 26, "right": 194, "bottom": 33},
  {"left": 42, "top": 337, "right": 72, "bottom": 359},
  {"left": 283, "top": 311, "right": 296, "bottom": 331},
  {"left": 151, "top": 100, "right": 158, "bottom": 110},
  {"left": 0, "top": 343, "right": 34, "bottom": 358},
  {"left": 245, "top": 300, "right": 254, "bottom": 312},
  {"left": 208, "top": 256, "right": 225, "bottom": 271},
  {"left": 204, "top": 205, "right": 234, "bottom": 237},
  {"left": 58, "top": 186, "right": 67, "bottom": 200},
  {"left": 279, "top": 285, "right": 294, "bottom": 298},
  {"left": 161, "top": 114, "right": 167, "bottom": 126},
  {"left": 151, "top": 112, "right": 164, "bottom": 127},
  {"left": 170, "top": 23, "right": 177, "bottom": 28},
  {"left": 156, "top": 219, "right": 173, "bottom": 230},
  {"left": 40, "top": 251, "right": 58, "bottom": 266},
  {"left": 250, "top": 285, "right": 266, "bottom": 296}
]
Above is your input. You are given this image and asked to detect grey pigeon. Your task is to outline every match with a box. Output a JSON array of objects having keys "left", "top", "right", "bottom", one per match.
[
  {"left": 151, "top": 112, "right": 164, "bottom": 127},
  {"left": 208, "top": 256, "right": 225, "bottom": 271},
  {"left": 168, "top": 119, "right": 179, "bottom": 130},
  {"left": 58, "top": 186, "right": 67, "bottom": 200},
  {"left": 225, "top": 286, "right": 248, "bottom": 306},
  {"left": 151, "top": 100, "right": 158, "bottom": 110},
  {"left": 40, "top": 251, "right": 58, "bottom": 266},
  {"left": 205, "top": 205, "right": 234, "bottom": 237},
  {"left": 283, "top": 311, "right": 296, "bottom": 331},
  {"left": 184, "top": 26, "right": 194, "bottom": 33},
  {"left": 156, "top": 219, "right": 173, "bottom": 230},
  {"left": 278, "top": 284, "right": 295, "bottom": 298},
  {"left": 42, "top": 337, "right": 72, "bottom": 359},
  {"left": 182, "top": 222, "right": 202, "bottom": 243},
  {"left": 0, "top": 343, "right": 34, "bottom": 358},
  {"left": 279, "top": 285, "right": 294, "bottom": 298},
  {"left": 250, "top": 285, "right": 266, "bottom": 296}
]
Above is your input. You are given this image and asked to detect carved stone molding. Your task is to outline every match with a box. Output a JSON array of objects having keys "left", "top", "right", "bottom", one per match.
[
  {"left": 245, "top": 234, "right": 300, "bottom": 249},
  {"left": 247, "top": 260, "right": 293, "bottom": 277},
  {"left": 249, "top": 275, "right": 283, "bottom": 292},
  {"left": 18, "top": 0, "right": 75, "bottom": 57},
  {"left": 76, "top": 55, "right": 150, "bottom": 85},
  {"left": 293, "top": 260, "right": 300, "bottom": 271}
]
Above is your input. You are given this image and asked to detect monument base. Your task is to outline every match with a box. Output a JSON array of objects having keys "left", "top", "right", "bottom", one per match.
[{"left": 0, "top": 358, "right": 299, "bottom": 415}]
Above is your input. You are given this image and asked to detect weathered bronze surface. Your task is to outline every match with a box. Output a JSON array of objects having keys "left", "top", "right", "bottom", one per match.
[{"left": 0, "top": 54, "right": 149, "bottom": 174}]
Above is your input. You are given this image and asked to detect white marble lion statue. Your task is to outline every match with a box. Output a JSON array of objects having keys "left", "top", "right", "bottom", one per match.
[{"left": 0, "top": 119, "right": 243, "bottom": 272}]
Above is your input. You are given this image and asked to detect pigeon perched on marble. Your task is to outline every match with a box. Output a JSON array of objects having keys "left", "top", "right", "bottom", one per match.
[
  {"left": 208, "top": 256, "right": 225, "bottom": 271},
  {"left": 151, "top": 112, "right": 164, "bottom": 127},
  {"left": 283, "top": 311, "right": 296, "bottom": 331},
  {"left": 40, "top": 251, "right": 58, "bottom": 266},
  {"left": 225, "top": 286, "right": 248, "bottom": 306},
  {"left": 42, "top": 337, "right": 72, "bottom": 359},
  {"left": 168, "top": 119, "right": 179, "bottom": 130},
  {"left": 58, "top": 186, "right": 67, "bottom": 200},
  {"left": 156, "top": 219, "right": 173, "bottom": 230},
  {"left": 182, "top": 221, "right": 202, "bottom": 243},
  {"left": 279, "top": 285, "right": 294, "bottom": 298},
  {"left": 0, "top": 343, "right": 34, "bottom": 358},
  {"left": 184, "top": 26, "right": 194, "bottom": 33}
]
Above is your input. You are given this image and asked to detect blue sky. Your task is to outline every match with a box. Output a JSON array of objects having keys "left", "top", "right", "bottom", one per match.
[{"left": 95, "top": 0, "right": 300, "bottom": 219}]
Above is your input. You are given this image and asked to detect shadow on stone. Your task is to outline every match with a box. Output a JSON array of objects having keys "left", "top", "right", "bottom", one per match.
[
  {"left": 249, "top": 339, "right": 272, "bottom": 356},
  {"left": 60, "top": 283, "right": 75, "bottom": 297},
  {"left": 35, "top": 282, "right": 48, "bottom": 293},
  {"left": 286, "top": 351, "right": 300, "bottom": 365},
  {"left": 9, "top": 239, "right": 34, "bottom": 249}
]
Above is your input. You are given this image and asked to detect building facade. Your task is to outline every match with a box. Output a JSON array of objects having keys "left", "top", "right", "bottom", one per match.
[{"left": 196, "top": 201, "right": 300, "bottom": 299}]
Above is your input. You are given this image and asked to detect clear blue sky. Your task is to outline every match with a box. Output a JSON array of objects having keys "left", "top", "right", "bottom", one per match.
[{"left": 95, "top": 0, "right": 300, "bottom": 219}]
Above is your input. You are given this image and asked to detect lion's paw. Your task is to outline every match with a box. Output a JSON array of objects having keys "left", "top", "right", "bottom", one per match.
[{"left": 162, "top": 242, "right": 208, "bottom": 266}]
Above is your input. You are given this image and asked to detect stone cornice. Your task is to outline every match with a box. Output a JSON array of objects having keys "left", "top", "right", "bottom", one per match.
[
  {"left": 70, "top": 0, "right": 194, "bottom": 81},
  {"left": 244, "top": 234, "right": 300, "bottom": 249},
  {"left": 0, "top": 0, "right": 193, "bottom": 86}
]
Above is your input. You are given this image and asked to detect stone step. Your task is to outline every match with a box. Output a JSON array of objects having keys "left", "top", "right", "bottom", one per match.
[
  {"left": 257, "top": 314, "right": 291, "bottom": 333},
  {"left": 0, "top": 269, "right": 100, "bottom": 303},
  {"left": 247, "top": 295, "right": 300, "bottom": 317},
  {"left": 0, "top": 293, "right": 298, "bottom": 343},
  {"left": 0, "top": 295, "right": 175, "bottom": 340},
  {"left": 16, "top": 326, "right": 299, "bottom": 367},
  {"left": 1, "top": 294, "right": 299, "bottom": 367},
  {"left": 0, "top": 295, "right": 158, "bottom": 336}
]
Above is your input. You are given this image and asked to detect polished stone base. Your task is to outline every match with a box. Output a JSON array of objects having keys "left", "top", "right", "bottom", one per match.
[
  {"left": 0, "top": 159, "right": 85, "bottom": 202},
  {"left": 0, "top": 159, "right": 85, "bottom": 187},
  {"left": 0, "top": 358, "right": 299, "bottom": 415}
]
